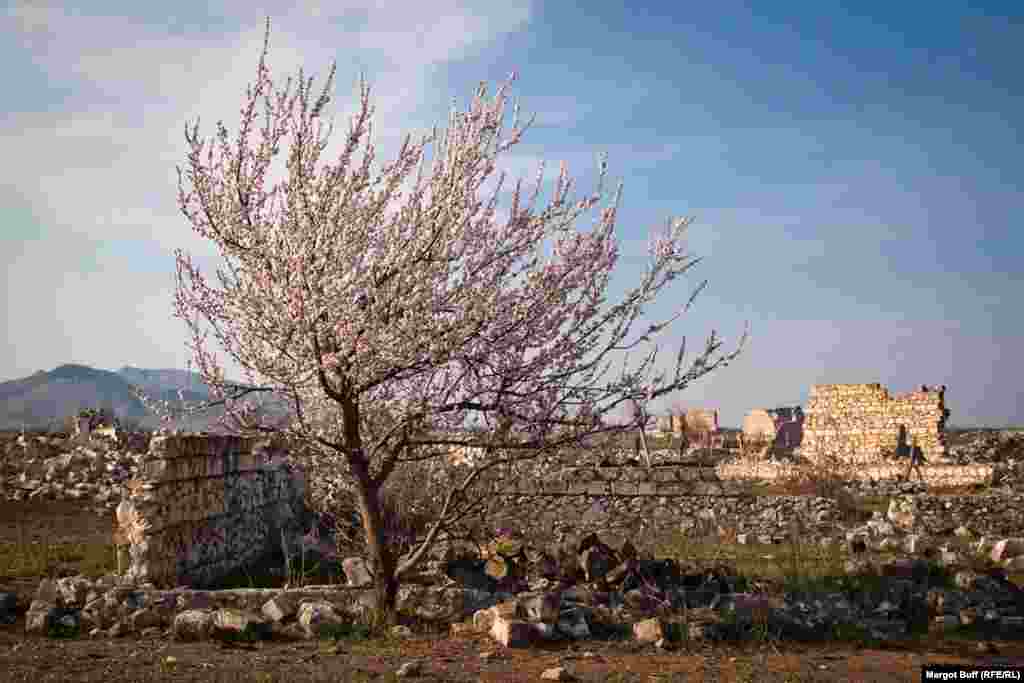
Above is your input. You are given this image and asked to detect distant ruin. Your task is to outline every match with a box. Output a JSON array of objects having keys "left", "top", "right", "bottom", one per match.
[
  {"left": 73, "top": 408, "right": 120, "bottom": 440},
  {"left": 801, "top": 383, "right": 949, "bottom": 465},
  {"left": 654, "top": 409, "right": 719, "bottom": 436},
  {"left": 718, "top": 383, "right": 989, "bottom": 487},
  {"left": 742, "top": 406, "right": 804, "bottom": 449}
]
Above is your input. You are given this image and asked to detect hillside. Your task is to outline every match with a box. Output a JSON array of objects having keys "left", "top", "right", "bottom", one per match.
[{"left": 0, "top": 364, "right": 292, "bottom": 431}]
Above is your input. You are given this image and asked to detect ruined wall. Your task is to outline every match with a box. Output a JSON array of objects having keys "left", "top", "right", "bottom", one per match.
[
  {"left": 480, "top": 490, "right": 1023, "bottom": 548},
  {"left": 742, "top": 408, "right": 803, "bottom": 449},
  {"left": 663, "top": 409, "right": 719, "bottom": 435},
  {"left": 115, "top": 434, "right": 307, "bottom": 589},
  {"left": 715, "top": 460, "right": 992, "bottom": 488},
  {"left": 742, "top": 410, "right": 776, "bottom": 441},
  {"left": 503, "top": 462, "right": 992, "bottom": 495},
  {"left": 800, "top": 383, "right": 948, "bottom": 465}
]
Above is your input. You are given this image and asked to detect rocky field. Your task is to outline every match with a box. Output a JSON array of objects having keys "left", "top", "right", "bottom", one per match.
[{"left": 1, "top": 428, "right": 1022, "bottom": 681}]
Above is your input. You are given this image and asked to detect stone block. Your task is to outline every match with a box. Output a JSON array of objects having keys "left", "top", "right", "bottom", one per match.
[
  {"left": 490, "top": 615, "right": 535, "bottom": 647},
  {"left": 632, "top": 616, "right": 680, "bottom": 643},
  {"left": 992, "top": 539, "right": 1024, "bottom": 563},
  {"left": 261, "top": 592, "right": 300, "bottom": 622}
]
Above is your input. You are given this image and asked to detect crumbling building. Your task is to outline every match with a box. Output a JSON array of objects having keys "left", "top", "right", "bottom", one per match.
[{"left": 800, "top": 383, "right": 949, "bottom": 465}]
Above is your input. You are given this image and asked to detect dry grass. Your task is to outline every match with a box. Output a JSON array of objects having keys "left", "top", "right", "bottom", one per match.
[{"left": 0, "top": 515, "right": 115, "bottom": 582}]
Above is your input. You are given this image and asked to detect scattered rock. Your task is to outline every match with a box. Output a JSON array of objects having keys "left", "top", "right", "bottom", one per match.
[
  {"left": 4, "top": 428, "right": 1024, "bottom": 652},
  {"left": 395, "top": 660, "right": 422, "bottom": 678},
  {"left": 341, "top": 557, "right": 374, "bottom": 587}
]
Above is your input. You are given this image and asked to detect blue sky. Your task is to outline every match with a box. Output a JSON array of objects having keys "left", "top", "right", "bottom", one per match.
[{"left": 1, "top": 1, "right": 1021, "bottom": 427}]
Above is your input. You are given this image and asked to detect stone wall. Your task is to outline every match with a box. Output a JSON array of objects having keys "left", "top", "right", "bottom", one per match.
[
  {"left": 715, "top": 460, "right": 993, "bottom": 488},
  {"left": 114, "top": 434, "right": 307, "bottom": 589},
  {"left": 743, "top": 407, "right": 803, "bottom": 449},
  {"left": 742, "top": 410, "right": 776, "bottom": 441},
  {"left": 480, "top": 491, "right": 843, "bottom": 546},
  {"left": 801, "top": 383, "right": 949, "bottom": 465},
  {"left": 478, "top": 487, "right": 1024, "bottom": 548},
  {"left": 505, "top": 466, "right": 741, "bottom": 497},
  {"left": 502, "top": 462, "right": 994, "bottom": 496},
  {"left": 653, "top": 411, "right": 719, "bottom": 436},
  {"left": 673, "top": 409, "right": 719, "bottom": 435}
]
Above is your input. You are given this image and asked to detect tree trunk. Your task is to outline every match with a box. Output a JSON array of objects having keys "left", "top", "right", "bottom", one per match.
[
  {"left": 374, "top": 569, "right": 400, "bottom": 627},
  {"left": 352, "top": 471, "right": 399, "bottom": 626}
]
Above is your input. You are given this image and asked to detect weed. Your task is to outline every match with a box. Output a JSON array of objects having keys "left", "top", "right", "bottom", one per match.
[
  {"left": 318, "top": 620, "right": 372, "bottom": 642},
  {"left": 157, "top": 655, "right": 179, "bottom": 675},
  {"left": 46, "top": 617, "right": 80, "bottom": 639}
]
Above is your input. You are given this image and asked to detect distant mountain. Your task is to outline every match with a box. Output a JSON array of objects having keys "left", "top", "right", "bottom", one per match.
[
  {"left": 116, "top": 366, "right": 218, "bottom": 405},
  {"left": 0, "top": 364, "right": 293, "bottom": 432},
  {"left": 0, "top": 364, "right": 146, "bottom": 431}
]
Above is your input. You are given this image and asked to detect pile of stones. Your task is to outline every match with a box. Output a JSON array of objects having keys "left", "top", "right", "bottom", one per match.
[
  {"left": 0, "top": 431, "right": 149, "bottom": 513},
  {"left": 4, "top": 511, "right": 1024, "bottom": 649},
  {"left": 946, "top": 430, "right": 1024, "bottom": 489}
]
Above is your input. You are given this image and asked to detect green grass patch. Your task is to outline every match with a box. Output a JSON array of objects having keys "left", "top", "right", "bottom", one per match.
[
  {"left": 0, "top": 538, "right": 116, "bottom": 580},
  {"left": 318, "top": 621, "right": 373, "bottom": 643},
  {"left": 651, "top": 516, "right": 965, "bottom": 604}
]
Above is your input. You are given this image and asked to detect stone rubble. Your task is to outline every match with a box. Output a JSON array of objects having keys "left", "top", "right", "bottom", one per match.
[
  {"left": 0, "top": 431, "right": 150, "bottom": 513},
  {"left": 946, "top": 430, "right": 1024, "bottom": 489},
  {"left": 3, "top": 427, "right": 1024, "bottom": 681},
  {"left": 3, "top": 524, "right": 1023, "bottom": 650}
]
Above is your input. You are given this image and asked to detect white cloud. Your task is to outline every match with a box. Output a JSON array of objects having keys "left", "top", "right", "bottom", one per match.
[{"left": 1, "top": 1, "right": 536, "bottom": 380}]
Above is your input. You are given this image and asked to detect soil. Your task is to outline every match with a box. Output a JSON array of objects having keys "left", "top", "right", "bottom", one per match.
[
  {"left": 1, "top": 624, "right": 1023, "bottom": 682},
  {"left": 2, "top": 500, "right": 1023, "bottom": 682}
]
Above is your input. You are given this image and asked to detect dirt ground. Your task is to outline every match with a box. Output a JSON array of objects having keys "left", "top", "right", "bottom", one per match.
[
  {"left": 2, "top": 621, "right": 1023, "bottom": 682},
  {"left": 2, "top": 499, "right": 1023, "bottom": 682}
]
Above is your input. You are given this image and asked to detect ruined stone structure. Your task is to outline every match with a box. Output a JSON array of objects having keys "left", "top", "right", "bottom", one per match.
[
  {"left": 654, "top": 410, "right": 719, "bottom": 436},
  {"left": 674, "top": 409, "right": 719, "bottom": 435},
  {"left": 769, "top": 407, "right": 804, "bottom": 449},
  {"left": 97, "top": 386, "right": 973, "bottom": 587},
  {"left": 720, "top": 384, "right": 987, "bottom": 486},
  {"left": 742, "top": 410, "right": 775, "bottom": 442},
  {"left": 742, "top": 407, "right": 804, "bottom": 449},
  {"left": 73, "top": 409, "right": 119, "bottom": 440},
  {"left": 114, "top": 434, "right": 307, "bottom": 588},
  {"left": 801, "top": 383, "right": 949, "bottom": 466}
]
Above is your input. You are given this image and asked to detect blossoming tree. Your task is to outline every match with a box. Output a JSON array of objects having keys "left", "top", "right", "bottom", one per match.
[{"left": 164, "top": 18, "right": 745, "bottom": 621}]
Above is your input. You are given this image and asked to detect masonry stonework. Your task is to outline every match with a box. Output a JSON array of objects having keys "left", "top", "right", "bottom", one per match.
[
  {"left": 742, "top": 410, "right": 776, "bottom": 441},
  {"left": 743, "top": 407, "right": 804, "bottom": 449},
  {"left": 800, "top": 383, "right": 949, "bottom": 466},
  {"left": 114, "top": 434, "right": 307, "bottom": 589},
  {"left": 673, "top": 409, "right": 719, "bottom": 435}
]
